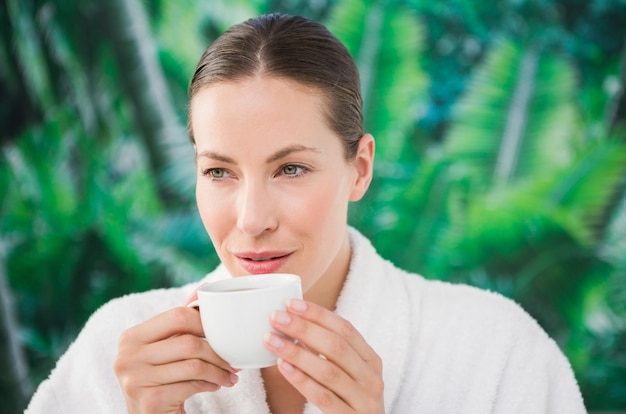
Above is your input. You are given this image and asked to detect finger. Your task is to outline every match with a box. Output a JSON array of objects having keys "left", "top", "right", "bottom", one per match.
[
  {"left": 129, "top": 380, "right": 221, "bottom": 413},
  {"left": 265, "top": 332, "right": 358, "bottom": 400},
  {"left": 266, "top": 330, "right": 384, "bottom": 413},
  {"left": 141, "top": 358, "right": 238, "bottom": 388},
  {"left": 270, "top": 308, "right": 377, "bottom": 383},
  {"left": 275, "top": 357, "right": 353, "bottom": 413},
  {"left": 287, "top": 299, "right": 380, "bottom": 369},
  {"left": 119, "top": 307, "right": 205, "bottom": 347},
  {"left": 140, "top": 334, "right": 236, "bottom": 374}
]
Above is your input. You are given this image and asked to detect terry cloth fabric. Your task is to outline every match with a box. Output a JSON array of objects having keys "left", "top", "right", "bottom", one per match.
[{"left": 26, "top": 227, "right": 587, "bottom": 413}]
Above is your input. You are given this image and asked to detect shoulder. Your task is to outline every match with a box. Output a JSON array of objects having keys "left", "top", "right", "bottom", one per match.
[
  {"left": 387, "top": 275, "right": 584, "bottom": 411},
  {"left": 423, "top": 280, "right": 541, "bottom": 331},
  {"left": 403, "top": 275, "right": 555, "bottom": 357},
  {"left": 355, "top": 235, "right": 560, "bottom": 360},
  {"left": 381, "top": 263, "right": 551, "bottom": 357}
]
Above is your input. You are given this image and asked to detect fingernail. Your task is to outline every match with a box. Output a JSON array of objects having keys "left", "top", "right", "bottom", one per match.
[
  {"left": 264, "top": 332, "right": 285, "bottom": 349},
  {"left": 272, "top": 310, "right": 291, "bottom": 325},
  {"left": 288, "top": 299, "right": 307, "bottom": 312},
  {"left": 278, "top": 358, "right": 295, "bottom": 373},
  {"left": 230, "top": 373, "right": 239, "bottom": 384}
]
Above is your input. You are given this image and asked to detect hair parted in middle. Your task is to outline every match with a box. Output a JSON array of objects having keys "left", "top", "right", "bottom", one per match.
[{"left": 188, "top": 13, "right": 364, "bottom": 160}]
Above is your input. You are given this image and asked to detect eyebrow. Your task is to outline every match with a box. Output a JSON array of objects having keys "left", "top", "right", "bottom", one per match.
[{"left": 197, "top": 144, "right": 320, "bottom": 164}]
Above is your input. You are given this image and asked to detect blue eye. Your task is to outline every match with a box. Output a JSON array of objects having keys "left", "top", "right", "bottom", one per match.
[
  {"left": 281, "top": 164, "right": 307, "bottom": 177},
  {"left": 283, "top": 165, "right": 300, "bottom": 175},
  {"left": 203, "top": 168, "right": 231, "bottom": 179}
]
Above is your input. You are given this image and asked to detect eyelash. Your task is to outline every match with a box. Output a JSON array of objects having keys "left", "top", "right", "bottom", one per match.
[{"left": 201, "top": 164, "right": 310, "bottom": 180}]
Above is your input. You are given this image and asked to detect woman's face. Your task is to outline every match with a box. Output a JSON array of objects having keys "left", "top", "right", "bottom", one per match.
[{"left": 190, "top": 76, "right": 373, "bottom": 303}]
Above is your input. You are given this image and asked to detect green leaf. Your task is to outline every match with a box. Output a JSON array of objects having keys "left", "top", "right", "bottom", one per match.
[{"left": 444, "top": 39, "right": 579, "bottom": 189}]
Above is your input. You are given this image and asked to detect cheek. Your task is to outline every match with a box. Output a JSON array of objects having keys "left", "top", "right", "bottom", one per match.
[
  {"left": 196, "top": 189, "right": 211, "bottom": 232},
  {"left": 282, "top": 179, "right": 349, "bottom": 234},
  {"left": 196, "top": 186, "right": 226, "bottom": 240}
]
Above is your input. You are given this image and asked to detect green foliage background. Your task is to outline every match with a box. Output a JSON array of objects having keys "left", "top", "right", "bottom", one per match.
[{"left": 1, "top": 0, "right": 625, "bottom": 412}]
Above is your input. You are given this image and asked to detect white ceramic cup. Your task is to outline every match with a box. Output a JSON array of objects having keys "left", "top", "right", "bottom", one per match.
[{"left": 187, "top": 273, "right": 302, "bottom": 369}]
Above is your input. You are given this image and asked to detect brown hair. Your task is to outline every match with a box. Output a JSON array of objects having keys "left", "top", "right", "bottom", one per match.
[{"left": 188, "top": 13, "right": 363, "bottom": 159}]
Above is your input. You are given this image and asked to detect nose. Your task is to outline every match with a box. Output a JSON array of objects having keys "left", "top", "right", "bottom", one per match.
[{"left": 236, "top": 180, "right": 278, "bottom": 237}]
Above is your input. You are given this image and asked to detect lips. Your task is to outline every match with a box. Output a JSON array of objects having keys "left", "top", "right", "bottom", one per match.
[{"left": 235, "top": 251, "right": 292, "bottom": 274}]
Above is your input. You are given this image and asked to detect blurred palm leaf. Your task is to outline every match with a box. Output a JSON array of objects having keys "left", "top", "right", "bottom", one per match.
[
  {"left": 4, "top": 0, "right": 55, "bottom": 111},
  {"left": 444, "top": 39, "right": 579, "bottom": 190},
  {"left": 421, "top": 35, "right": 626, "bottom": 320},
  {"left": 377, "top": 155, "right": 458, "bottom": 272},
  {"left": 541, "top": 140, "right": 626, "bottom": 242},
  {"left": 586, "top": 182, "right": 626, "bottom": 407},
  {"left": 383, "top": 38, "right": 583, "bottom": 274},
  {"left": 101, "top": 0, "right": 195, "bottom": 206},
  {"left": 438, "top": 141, "right": 626, "bottom": 275}
]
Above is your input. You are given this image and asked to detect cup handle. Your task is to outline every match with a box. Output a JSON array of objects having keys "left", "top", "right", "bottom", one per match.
[{"left": 185, "top": 299, "right": 208, "bottom": 342}]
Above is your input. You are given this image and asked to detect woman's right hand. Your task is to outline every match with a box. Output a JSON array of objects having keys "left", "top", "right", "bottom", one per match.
[{"left": 114, "top": 306, "right": 239, "bottom": 414}]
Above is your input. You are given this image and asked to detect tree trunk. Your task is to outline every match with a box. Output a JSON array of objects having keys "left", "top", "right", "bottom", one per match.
[
  {"left": 0, "top": 250, "right": 32, "bottom": 412},
  {"left": 494, "top": 48, "right": 537, "bottom": 186},
  {"left": 100, "top": 0, "right": 194, "bottom": 206}
]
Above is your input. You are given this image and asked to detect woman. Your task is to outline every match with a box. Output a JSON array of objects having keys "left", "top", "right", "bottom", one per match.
[{"left": 27, "top": 13, "right": 586, "bottom": 414}]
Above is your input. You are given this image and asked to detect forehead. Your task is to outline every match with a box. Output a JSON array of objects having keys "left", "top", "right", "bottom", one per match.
[
  {"left": 192, "top": 76, "right": 322, "bottom": 114},
  {"left": 191, "top": 77, "right": 329, "bottom": 142},
  {"left": 190, "top": 76, "right": 341, "bottom": 157}
]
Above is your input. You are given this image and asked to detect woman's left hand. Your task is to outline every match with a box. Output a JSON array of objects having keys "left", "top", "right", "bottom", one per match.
[{"left": 264, "top": 299, "right": 384, "bottom": 414}]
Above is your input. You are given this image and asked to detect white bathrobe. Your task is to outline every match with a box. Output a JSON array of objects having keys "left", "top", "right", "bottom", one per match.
[{"left": 26, "top": 228, "right": 586, "bottom": 413}]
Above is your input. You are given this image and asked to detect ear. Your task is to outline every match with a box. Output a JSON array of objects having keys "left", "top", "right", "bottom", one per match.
[{"left": 349, "top": 134, "right": 375, "bottom": 202}]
